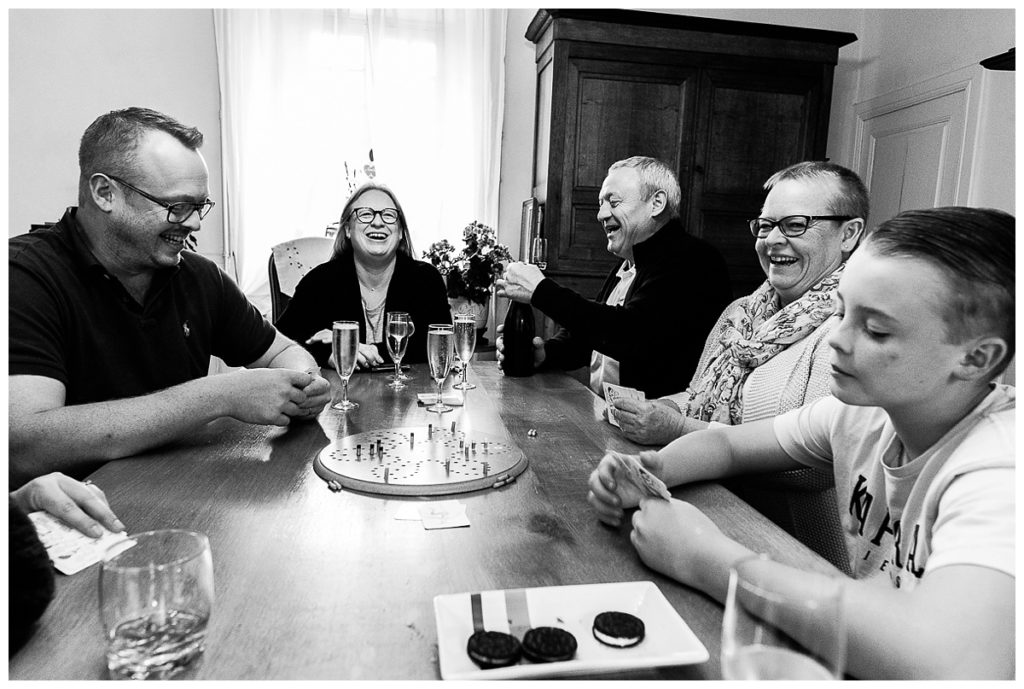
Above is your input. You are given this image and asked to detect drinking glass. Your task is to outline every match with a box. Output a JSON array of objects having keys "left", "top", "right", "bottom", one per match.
[
  {"left": 721, "top": 555, "right": 845, "bottom": 680},
  {"left": 332, "top": 320, "right": 360, "bottom": 411},
  {"left": 426, "top": 324, "right": 455, "bottom": 413},
  {"left": 452, "top": 314, "right": 477, "bottom": 391},
  {"left": 99, "top": 530, "right": 214, "bottom": 680},
  {"left": 385, "top": 311, "right": 415, "bottom": 390},
  {"left": 530, "top": 236, "right": 548, "bottom": 270}
]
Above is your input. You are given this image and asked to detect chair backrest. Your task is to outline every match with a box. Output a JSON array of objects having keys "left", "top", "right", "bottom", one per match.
[{"left": 269, "top": 237, "right": 335, "bottom": 323}]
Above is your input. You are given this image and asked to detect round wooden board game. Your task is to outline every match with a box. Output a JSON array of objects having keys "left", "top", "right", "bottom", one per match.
[{"left": 314, "top": 425, "right": 528, "bottom": 496}]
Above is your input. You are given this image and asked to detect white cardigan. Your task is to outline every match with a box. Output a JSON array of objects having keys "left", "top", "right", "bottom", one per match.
[{"left": 664, "top": 296, "right": 837, "bottom": 423}]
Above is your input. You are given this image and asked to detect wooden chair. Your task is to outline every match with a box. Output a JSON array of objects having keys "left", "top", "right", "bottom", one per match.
[{"left": 268, "top": 237, "right": 335, "bottom": 323}]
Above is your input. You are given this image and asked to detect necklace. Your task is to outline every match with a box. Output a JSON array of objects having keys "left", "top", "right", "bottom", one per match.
[{"left": 357, "top": 260, "right": 394, "bottom": 343}]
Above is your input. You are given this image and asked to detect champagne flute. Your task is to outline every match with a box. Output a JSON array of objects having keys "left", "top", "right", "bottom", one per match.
[
  {"left": 331, "top": 320, "right": 359, "bottom": 411},
  {"left": 721, "top": 555, "right": 845, "bottom": 680},
  {"left": 530, "top": 236, "right": 548, "bottom": 270},
  {"left": 452, "top": 314, "right": 477, "bottom": 390},
  {"left": 426, "top": 324, "right": 455, "bottom": 413},
  {"left": 385, "top": 311, "right": 415, "bottom": 390}
]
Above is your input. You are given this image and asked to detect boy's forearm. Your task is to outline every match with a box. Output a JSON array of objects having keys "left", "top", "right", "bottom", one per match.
[
  {"left": 657, "top": 427, "right": 735, "bottom": 486},
  {"left": 843, "top": 566, "right": 1014, "bottom": 679},
  {"left": 657, "top": 419, "right": 799, "bottom": 487}
]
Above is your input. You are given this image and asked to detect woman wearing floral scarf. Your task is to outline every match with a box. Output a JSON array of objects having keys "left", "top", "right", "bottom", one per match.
[{"left": 609, "top": 161, "right": 868, "bottom": 571}]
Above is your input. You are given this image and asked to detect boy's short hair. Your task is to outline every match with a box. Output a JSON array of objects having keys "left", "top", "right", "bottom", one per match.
[{"left": 863, "top": 206, "right": 1014, "bottom": 377}]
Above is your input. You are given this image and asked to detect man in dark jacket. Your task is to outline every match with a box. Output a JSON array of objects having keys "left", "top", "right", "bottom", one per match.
[{"left": 496, "top": 156, "right": 731, "bottom": 398}]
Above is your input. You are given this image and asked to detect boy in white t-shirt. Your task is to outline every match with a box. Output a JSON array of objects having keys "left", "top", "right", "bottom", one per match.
[{"left": 587, "top": 207, "right": 1014, "bottom": 679}]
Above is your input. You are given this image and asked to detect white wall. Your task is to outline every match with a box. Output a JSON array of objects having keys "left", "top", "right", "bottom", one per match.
[
  {"left": 490, "top": 9, "right": 539, "bottom": 333},
  {"left": 8, "top": 9, "right": 225, "bottom": 265},
  {"left": 853, "top": 8, "right": 1015, "bottom": 213},
  {"left": 496, "top": 8, "right": 538, "bottom": 264}
]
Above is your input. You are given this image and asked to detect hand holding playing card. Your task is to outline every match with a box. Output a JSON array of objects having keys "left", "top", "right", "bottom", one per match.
[
  {"left": 603, "top": 383, "right": 645, "bottom": 428},
  {"left": 588, "top": 451, "right": 670, "bottom": 527},
  {"left": 617, "top": 452, "right": 671, "bottom": 500}
]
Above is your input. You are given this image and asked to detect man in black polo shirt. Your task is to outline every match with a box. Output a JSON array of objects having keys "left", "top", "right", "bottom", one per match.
[{"left": 9, "top": 107, "right": 331, "bottom": 488}]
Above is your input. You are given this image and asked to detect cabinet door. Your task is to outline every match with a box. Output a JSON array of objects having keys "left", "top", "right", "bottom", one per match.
[
  {"left": 689, "top": 66, "right": 830, "bottom": 299},
  {"left": 550, "top": 55, "right": 698, "bottom": 287}
]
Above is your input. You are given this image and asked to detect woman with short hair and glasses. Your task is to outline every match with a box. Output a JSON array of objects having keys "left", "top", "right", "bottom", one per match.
[
  {"left": 607, "top": 161, "right": 868, "bottom": 571},
  {"left": 276, "top": 182, "right": 451, "bottom": 368}
]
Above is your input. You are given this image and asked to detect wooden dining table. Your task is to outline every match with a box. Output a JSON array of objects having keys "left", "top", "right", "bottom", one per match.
[{"left": 10, "top": 362, "right": 838, "bottom": 680}]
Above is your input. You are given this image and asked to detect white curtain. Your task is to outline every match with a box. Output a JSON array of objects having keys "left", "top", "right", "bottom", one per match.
[{"left": 214, "top": 9, "right": 507, "bottom": 314}]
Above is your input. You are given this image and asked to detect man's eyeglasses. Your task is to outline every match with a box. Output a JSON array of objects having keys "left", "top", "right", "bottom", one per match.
[
  {"left": 107, "top": 175, "right": 215, "bottom": 224},
  {"left": 348, "top": 207, "right": 400, "bottom": 225},
  {"left": 748, "top": 215, "right": 853, "bottom": 238}
]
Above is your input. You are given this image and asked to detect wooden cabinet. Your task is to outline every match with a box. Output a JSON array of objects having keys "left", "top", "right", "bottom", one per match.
[{"left": 526, "top": 10, "right": 856, "bottom": 302}]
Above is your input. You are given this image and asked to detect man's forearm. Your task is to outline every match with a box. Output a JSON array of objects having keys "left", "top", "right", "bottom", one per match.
[
  {"left": 264, "top": 342, "right": 321, "bottom": 374},
  {"left": 10, "top": 376, "right": 233, "bottom": 483}
]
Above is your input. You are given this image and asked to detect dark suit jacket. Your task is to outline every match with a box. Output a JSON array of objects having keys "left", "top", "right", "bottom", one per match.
[
  {"left": 533, "top": 217, "right": 731, "bottom": 398},
  {"left": 275, "top": 250, "right": 451, "bottom": 365}
]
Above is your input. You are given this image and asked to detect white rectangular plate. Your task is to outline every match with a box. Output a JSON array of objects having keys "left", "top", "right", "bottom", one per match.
[{"left": 433, "top": 581, "right": 709, "bottom": 680}]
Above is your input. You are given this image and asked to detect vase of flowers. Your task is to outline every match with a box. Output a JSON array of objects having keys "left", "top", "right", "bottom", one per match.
[{"left": 424, "top": 221, "right": 512, "bottom": 330}]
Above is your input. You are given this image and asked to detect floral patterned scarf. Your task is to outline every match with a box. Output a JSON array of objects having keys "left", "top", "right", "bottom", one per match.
[{"left": 685, "top": 264, "right": 844, "bottom": 425}]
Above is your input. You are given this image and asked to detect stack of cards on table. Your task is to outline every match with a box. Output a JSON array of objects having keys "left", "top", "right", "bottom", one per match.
[
  {"left": 618, "top": 454, "right": 672, "bottom": 500},
  {"left": 603, "top": 383, "right": 645, "bottom": 428},
  {"left": 28, "top": 511, "right": 132, "bottom": 575},
  {"left": 416, "top": 393, "right": 465, "bottom": 407}
]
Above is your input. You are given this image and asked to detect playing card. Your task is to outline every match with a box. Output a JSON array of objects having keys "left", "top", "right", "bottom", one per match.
[
  {"left": 27, "top": 511, "right": 132, "bottom": 575},
  {"left": 618, "top": 454, "right": 671, "bottom": 500},
  {"left": 603, "top": 383, "right": 645, "bottom": 428}
]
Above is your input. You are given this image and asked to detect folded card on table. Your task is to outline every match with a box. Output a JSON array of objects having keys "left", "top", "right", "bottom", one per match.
[
  {"left": 393, "top": 501, "right": 470, "bottom": 529},
  {"left": 417, "top": 393, "right": 464, "bottom": 406}
]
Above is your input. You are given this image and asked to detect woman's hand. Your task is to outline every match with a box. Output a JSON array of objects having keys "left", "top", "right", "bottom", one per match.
[
  {"left": 586, "top": 450, "right": 664, "bottom": 527},
  {"left": 355, "top": 343, "right": 384, "bottom": 369},
  {"left": 305, "top": 329, "right": 332, "bottom": 346},
  {"left": 11, "top": 472, "right": 126, "bottom": 538},
  {"left": 331, "top": 343, "right": 383, "bottom": 370},
  {"left": 612, "top": 398, "right": 684, "bottom": 445}
]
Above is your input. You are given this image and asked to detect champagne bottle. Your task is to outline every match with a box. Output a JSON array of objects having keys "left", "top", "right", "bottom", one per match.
[{"left": 501, "top": 301, "right": 535, "bottom": 377}]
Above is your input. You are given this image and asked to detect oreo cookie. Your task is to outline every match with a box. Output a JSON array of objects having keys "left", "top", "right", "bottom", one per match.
[
  {"left": 521, "top": 626, "right": 578, "bottom": 663},
  {"left": 592, "top": 611, "right": 645, "bottom": 648},
  {"left": 466, "top": 630, "right": 522, "bottom": 669}
]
